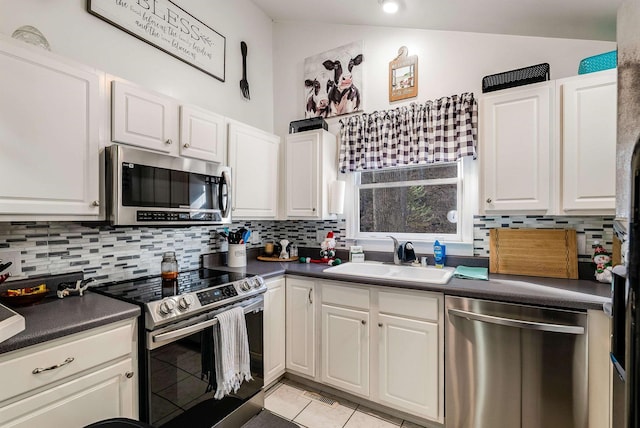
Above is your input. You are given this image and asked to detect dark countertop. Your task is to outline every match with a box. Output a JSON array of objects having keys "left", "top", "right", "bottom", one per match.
[
  {"left": 215, "top": 259, "right": 611, "bottom": 312},
  {"left": 0, "top": 292, "right": 140, "bottom": 355}
]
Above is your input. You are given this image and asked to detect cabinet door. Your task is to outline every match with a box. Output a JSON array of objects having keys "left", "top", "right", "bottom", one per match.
[
  {"left": 481, "top": 83, "right": 553, "bottom": 213},
  {"left": 0, "top": 358, "right": 135, "bottom": 427},
  {"left": 561, "top": 70, "right": 617, "bottom": 212},
  {"left": 264, "top": 277, "right": 286, "bottom": 386},
  {"left": 179, "top": 105, "right": 226, "bottom": 163},
  {"left": 228, "top": 122, "right": 280, "bottom": 218},
  {"left": 0, "top": 39, "right": 101, "bottom": 216},
  {"left": 112, "top": 81, "right": 178, "bottom": 154},
  {"left": 286, "top": 278, "right": 315, "bottom": 377},
  {"left": 286, "top": 132, "right": 320, "bottom": 218},
  {"left": 378, "top": 313, "right": 439, "bottom": 421},
  {"left": 321, "top": 304, "right": 369, "bottom": 397}
]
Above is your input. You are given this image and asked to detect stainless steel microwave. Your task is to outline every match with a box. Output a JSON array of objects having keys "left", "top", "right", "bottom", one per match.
[{"left": 105, "top": 145, "right": 231, "bottom": 226}]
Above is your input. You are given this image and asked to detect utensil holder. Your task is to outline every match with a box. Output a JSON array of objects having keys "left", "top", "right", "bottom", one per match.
[{"left": 228, "top": 244, "right": 247, "bottom": 267}]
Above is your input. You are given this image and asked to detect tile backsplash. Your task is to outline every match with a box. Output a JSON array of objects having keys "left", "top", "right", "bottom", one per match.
[{"left": 0, "top": 215, "right": 613, "bottom": 284}]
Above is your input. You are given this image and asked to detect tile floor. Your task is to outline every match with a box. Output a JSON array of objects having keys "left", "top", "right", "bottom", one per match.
[{"left": 264, "top": 379, "right": 426, "bottom": 428}]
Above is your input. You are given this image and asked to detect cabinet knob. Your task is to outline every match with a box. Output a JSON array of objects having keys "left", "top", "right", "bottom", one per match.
[
  {"left": 378, "top": 323, "right": 383, "bottom": 327},
  {"left": 166, "top": 139, "right": 173, "bottom": 145},
  {"left": 92, "top": 200, "right": 100, "bottom": 207},
  {"left": 361, "top": 320, "right": 366, "bottom": 325},
  {"left": 183, "top": 143, "right": 190, "bottom": 149},
  {"left": 486, "top": 198, "right": 492, "bottom": 204},
  {"left": 125, "top": 371, "right": 134, "bottom": 379},
  {"left": 312, "top": 208, "right": 316, "bottom": 212}
]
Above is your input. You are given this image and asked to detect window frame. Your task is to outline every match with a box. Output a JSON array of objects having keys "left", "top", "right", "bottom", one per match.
[{"left": 344, "top": 157, "right": 477, "bottom": 256}]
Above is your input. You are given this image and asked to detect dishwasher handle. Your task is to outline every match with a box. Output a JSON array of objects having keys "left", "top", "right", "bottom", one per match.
[{"left": 447, "top": 308, "right": 585, "bottom": 335}]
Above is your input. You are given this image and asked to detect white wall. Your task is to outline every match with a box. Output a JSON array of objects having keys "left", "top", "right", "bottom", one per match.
[
  {"left": 0, "top": 0, "right": 275, "bottom": 132},
  {"left": 272, "top": 22, "right": 616, "bottom": 138}
]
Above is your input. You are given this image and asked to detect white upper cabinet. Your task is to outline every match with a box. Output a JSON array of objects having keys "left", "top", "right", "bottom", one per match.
[
  {"left": 227, "top": 121, "right": 280, "bottom": 218},
  {"left": 559, "top": 69, "right": 617, "bottom": 214},
  {"left": 0, "top": 37, "right": 102, "bottom": 218},
  {"left": 480, "top": 70, "right": 617, "bottom": 216},
  {"left": 285, "top": 130, "right": 338, "bottom": 220},
  {"left": 112, "top": 81, "right": 179, "bottom": 155},
  {"left": 179, "top": 105, "right": 226, "bottom": 163},
  {"left": 480, "top": 82, "right": 554, "bottom": 213},
  {"left": 112, "top": 81, "right": 227, "bottom": 163}
]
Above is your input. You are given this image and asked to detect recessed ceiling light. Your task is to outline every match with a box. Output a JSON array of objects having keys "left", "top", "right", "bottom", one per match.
[{"left": 380, "top": 0, "right": 399, "bottom": 14}]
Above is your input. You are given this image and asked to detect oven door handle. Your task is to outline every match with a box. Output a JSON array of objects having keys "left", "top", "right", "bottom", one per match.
[{"left": 152, "top": 301, "right": 264, "bottom": 345}]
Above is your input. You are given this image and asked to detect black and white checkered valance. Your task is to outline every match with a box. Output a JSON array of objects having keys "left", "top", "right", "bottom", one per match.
[{"left": 338, "top": 93, "right": 478, "bottom": 172}]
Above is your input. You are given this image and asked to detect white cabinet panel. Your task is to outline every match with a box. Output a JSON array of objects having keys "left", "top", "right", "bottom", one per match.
[
  {"left": 481, "top": 83, "right": 553, "bottom": 213},
  {"left": 264, "top": 277, "right": 286, "bottom": 386},
  {"left": 378, "top": 313, "right": 439, "bottom": 420},
  {"left": 0, "top": 359, "right": 135, "bottom": 428},
  {"left": 0, "top": 38, "right": 101, "bottom": 217},
  {"left": 285, "top": 130, "right": 337, "bottom": 219},
  {"left": 112, "top": 81, "right": 178, "bottom": 155},
  {"left": 0, "top": 319, "right": 137, "bottom": 426},
  {"left": 561, "top": 70, "right": 617, "bottom": 212},
  {"left": 321, "top": 304, "right": 369, "bottom": 397},
  {"left": 228, "top": 122, "right": 280, "bottom": 218},
  {"left": 179, "top": 105, "right": 226, "bottom": 163},
  {"left": 286, "top": 278, "right": 315, "bottom": 377}
]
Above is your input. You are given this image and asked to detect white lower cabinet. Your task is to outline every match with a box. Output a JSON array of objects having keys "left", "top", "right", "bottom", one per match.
[
  {"left": 0, "top": 319, "right": 138, "bottom": 427},
  {"left": 378, "top": 314, "right": 439, "bottom": 420},
  {"left": 321, "top": 304, "right": 370, "bottom": 397},
  {"left": 284, "top": 277, "right": 443, "bottom": 423},
  {"left": 285, "top": 277, "right": 316, "bottom": 378},
  {"left": 264, "top": 277, "right": 286, "bottom": 386}
]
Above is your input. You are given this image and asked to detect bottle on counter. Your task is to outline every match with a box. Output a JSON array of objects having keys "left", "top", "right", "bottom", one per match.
[{"left": 161, "top": 251, "right": 179, "bottom": 296}]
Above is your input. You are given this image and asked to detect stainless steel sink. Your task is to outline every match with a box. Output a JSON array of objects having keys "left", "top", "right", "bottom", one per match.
[{"left": 323, "top": 261, "right": 454, "bottom": 285}]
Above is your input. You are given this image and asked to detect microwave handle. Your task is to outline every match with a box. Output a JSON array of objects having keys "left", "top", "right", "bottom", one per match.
[{"left": 219, "top": 170, "right": 231, "bottom": 218}]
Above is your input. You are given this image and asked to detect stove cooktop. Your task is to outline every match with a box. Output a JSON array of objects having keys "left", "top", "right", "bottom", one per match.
[
  {"left": 92, "top": 268, "right": 265, "bottom": 330},
  {"left": 92, "top": 268, "right": 250, "bottom": 305}
]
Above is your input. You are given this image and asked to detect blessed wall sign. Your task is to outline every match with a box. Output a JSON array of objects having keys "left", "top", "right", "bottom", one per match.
[{"left": 88, "top": 0, "right": 225, "bottom": 81}]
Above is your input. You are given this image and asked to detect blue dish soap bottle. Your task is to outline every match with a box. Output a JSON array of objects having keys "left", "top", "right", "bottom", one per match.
[{"left": 434, "top": 240, "right": 446, "bottom": 268}]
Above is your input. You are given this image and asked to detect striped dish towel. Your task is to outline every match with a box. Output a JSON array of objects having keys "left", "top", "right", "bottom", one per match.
[{"left": 213, "top": 306, "right": 253, "bottom": 399}]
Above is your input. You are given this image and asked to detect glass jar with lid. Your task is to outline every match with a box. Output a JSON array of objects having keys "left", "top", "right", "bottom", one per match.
[{"left": 161, "top": 251, "right": 178, "bottom": 296}]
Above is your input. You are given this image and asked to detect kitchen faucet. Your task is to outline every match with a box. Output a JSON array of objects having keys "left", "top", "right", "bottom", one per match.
[{"left": 388, "top": 236, "right": 401, "bottom": 265}]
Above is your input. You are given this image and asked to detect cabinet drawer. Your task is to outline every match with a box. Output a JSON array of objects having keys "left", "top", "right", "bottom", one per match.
[
  {"left": 378, "top": 290, "right": 440, "bottom": 322},
  {"left": 0, "top": 321, "right": 134, "bottom": 402},
  {"left": 322, "top": 283, "right": 369, "bottom": 310}
]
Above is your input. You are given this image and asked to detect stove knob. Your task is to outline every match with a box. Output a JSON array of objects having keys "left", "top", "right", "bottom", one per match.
[
  {"left": 251, "top": 278, "right": 261, "bottom": 289},
  {"left": 178, "top": 295, "right": 194, "bottom": 310},
  {"left": 159, "top": 299, "right": 176, "bottom": 315},
  {"left": 240, "top": 280, "right": 251, "bottom": 292}
]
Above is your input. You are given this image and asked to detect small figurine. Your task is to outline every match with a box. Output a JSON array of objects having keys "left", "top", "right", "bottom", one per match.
[
  {"left": 299, "top": 231, "right": 342, "bottom": 266},
  {"left": 279, "top": 239, "right": 290, "bottom": 259},
  {"left": 57, "top": 278, "right": 95, "bottom": 299},
  {"left": 592, "top": 241, "right": 613, "bottom": 284}
]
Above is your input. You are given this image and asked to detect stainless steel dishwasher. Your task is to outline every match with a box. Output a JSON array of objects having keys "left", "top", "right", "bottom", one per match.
[{"left": 445, "top": 296, "right": 588, "bottom": 428}]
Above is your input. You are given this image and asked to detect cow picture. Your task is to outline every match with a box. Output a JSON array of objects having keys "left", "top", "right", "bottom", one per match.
[{"left": 303, "top": 41, "right": 364, "bottom": 118}]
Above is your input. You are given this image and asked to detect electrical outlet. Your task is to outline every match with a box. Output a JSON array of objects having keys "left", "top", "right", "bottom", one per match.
[
  {"left": 0, "top": 250, "right": 23, "bottom": 278},
  {"left": 250, "top": 231, "right": 261, "bottom": 244},
  {"left": 316, "top": 230, "right": 326, "bottom": 244}
]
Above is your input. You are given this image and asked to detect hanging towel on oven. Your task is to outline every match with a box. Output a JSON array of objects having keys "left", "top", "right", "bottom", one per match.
[{"left": 211, "top": 306, "right": 253, "bottom": 399}]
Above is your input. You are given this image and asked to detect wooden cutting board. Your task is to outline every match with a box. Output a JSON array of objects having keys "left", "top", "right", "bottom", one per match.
[{"left": 489, "top": 229, "right": 578, "bottom": 279}]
